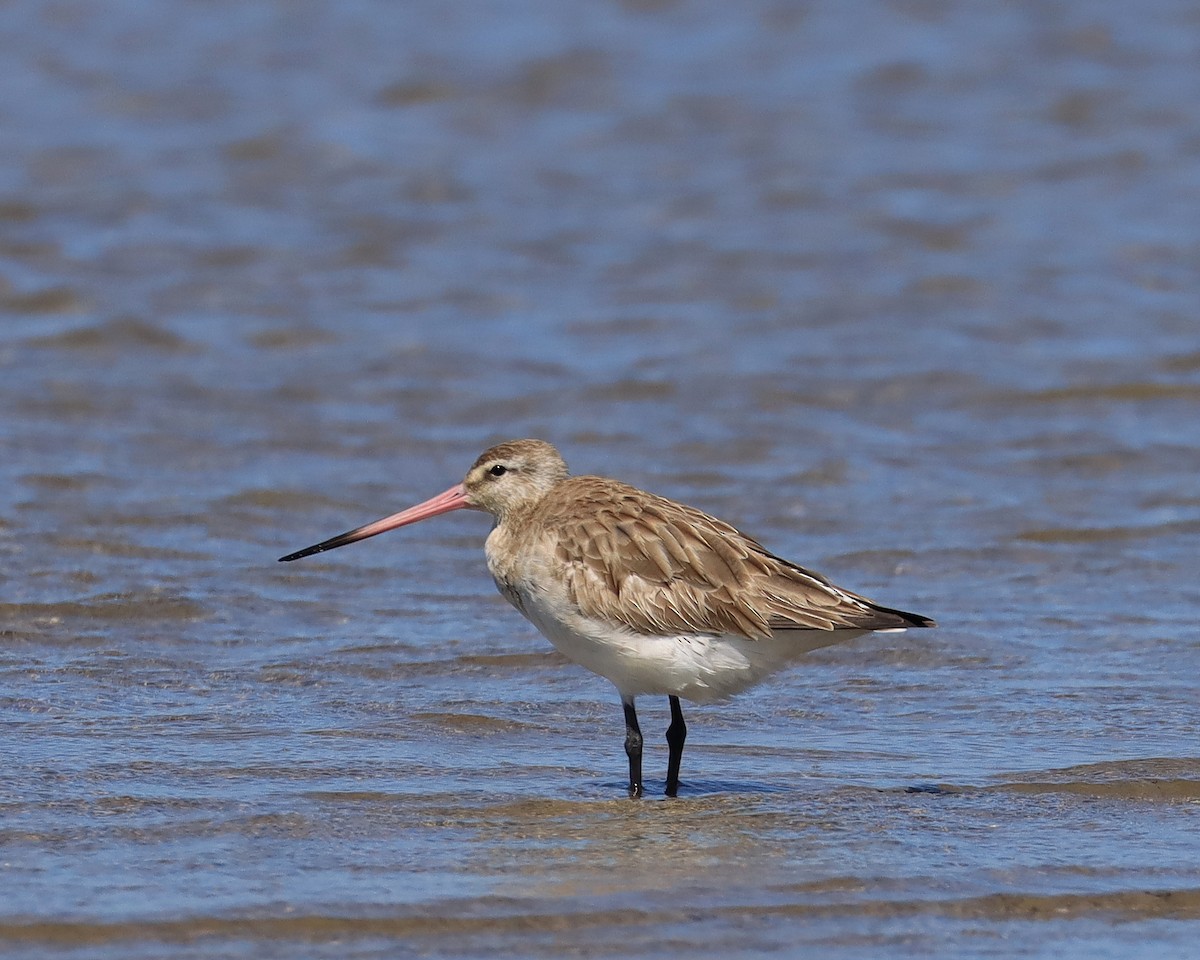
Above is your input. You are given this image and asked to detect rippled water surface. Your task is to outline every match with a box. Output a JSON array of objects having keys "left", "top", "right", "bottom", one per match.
[{"left": 3, "top": 1, "right": 1200, "bottom": 957}]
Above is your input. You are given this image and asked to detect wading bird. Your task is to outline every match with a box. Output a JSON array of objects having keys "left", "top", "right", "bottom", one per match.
[{"left": 280, "top": 439, "right": 934, "bottom": 797}]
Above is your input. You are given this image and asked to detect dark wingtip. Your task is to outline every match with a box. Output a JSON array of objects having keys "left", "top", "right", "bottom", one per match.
[{"left": 867, "top": 603, "right": 936, "bottom": 629}]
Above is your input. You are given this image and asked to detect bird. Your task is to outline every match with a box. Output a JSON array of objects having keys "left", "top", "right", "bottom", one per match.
[{"left": 280, "top": 439, "right": 934, "bottom": 797}]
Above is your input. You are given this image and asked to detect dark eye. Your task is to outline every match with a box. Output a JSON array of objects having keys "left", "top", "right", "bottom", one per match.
[{"left": 488, "top": 464, "right": 507, "bottom": 477}]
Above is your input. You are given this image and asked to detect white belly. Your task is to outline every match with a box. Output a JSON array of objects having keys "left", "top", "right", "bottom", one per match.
[{"left": 501, "top": 575, "right": 862, "bottom": 704}]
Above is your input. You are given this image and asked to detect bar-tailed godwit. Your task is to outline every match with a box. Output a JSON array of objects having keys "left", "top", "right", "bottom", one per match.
[{"left": 280, "top": 439, "right": 934, "bottom": 797}]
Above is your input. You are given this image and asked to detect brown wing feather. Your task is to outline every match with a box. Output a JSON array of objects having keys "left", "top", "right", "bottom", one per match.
[{"left": 540, "top": 477, "right": 932, "bottom": 640}]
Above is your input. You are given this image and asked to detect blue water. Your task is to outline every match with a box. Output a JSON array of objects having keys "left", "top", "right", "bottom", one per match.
[{"left": 3, "top": 0, "right": 1200, "bottom": 957}]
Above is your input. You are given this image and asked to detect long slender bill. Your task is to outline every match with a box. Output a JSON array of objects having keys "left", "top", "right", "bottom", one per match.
[{"left": 279, "top": 483, "right": 469, "bottom": 562}]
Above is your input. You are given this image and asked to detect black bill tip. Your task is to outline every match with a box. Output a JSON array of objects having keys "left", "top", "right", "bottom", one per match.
[
  {"left": 278, "top": 545, "right": 321, "bottom": 562},
  {"left": 278, "top": 533, "right": 355, "bottom": 562}
]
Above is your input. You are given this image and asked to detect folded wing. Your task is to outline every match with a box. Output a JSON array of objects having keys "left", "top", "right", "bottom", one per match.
[{"left": 547, "top": 479, "right": 934, "bottom": 640}]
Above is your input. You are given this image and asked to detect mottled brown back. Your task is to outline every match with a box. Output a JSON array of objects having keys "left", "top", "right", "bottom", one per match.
[{"left": 533, "top": 476, "right": 934, "bottom": 640}]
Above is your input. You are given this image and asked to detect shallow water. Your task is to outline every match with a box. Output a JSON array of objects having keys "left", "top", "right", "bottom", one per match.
[{"left": 3, "top": 0, "right": 1200, "bottom": 957}]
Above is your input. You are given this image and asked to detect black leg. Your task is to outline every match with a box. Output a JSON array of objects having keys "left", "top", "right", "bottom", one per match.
[
  {"left": 665, "top": 695, "right": 687, "bottom": 797},
  {"left": 623, "top": 698, "right": 644, "bottom": 798}
]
